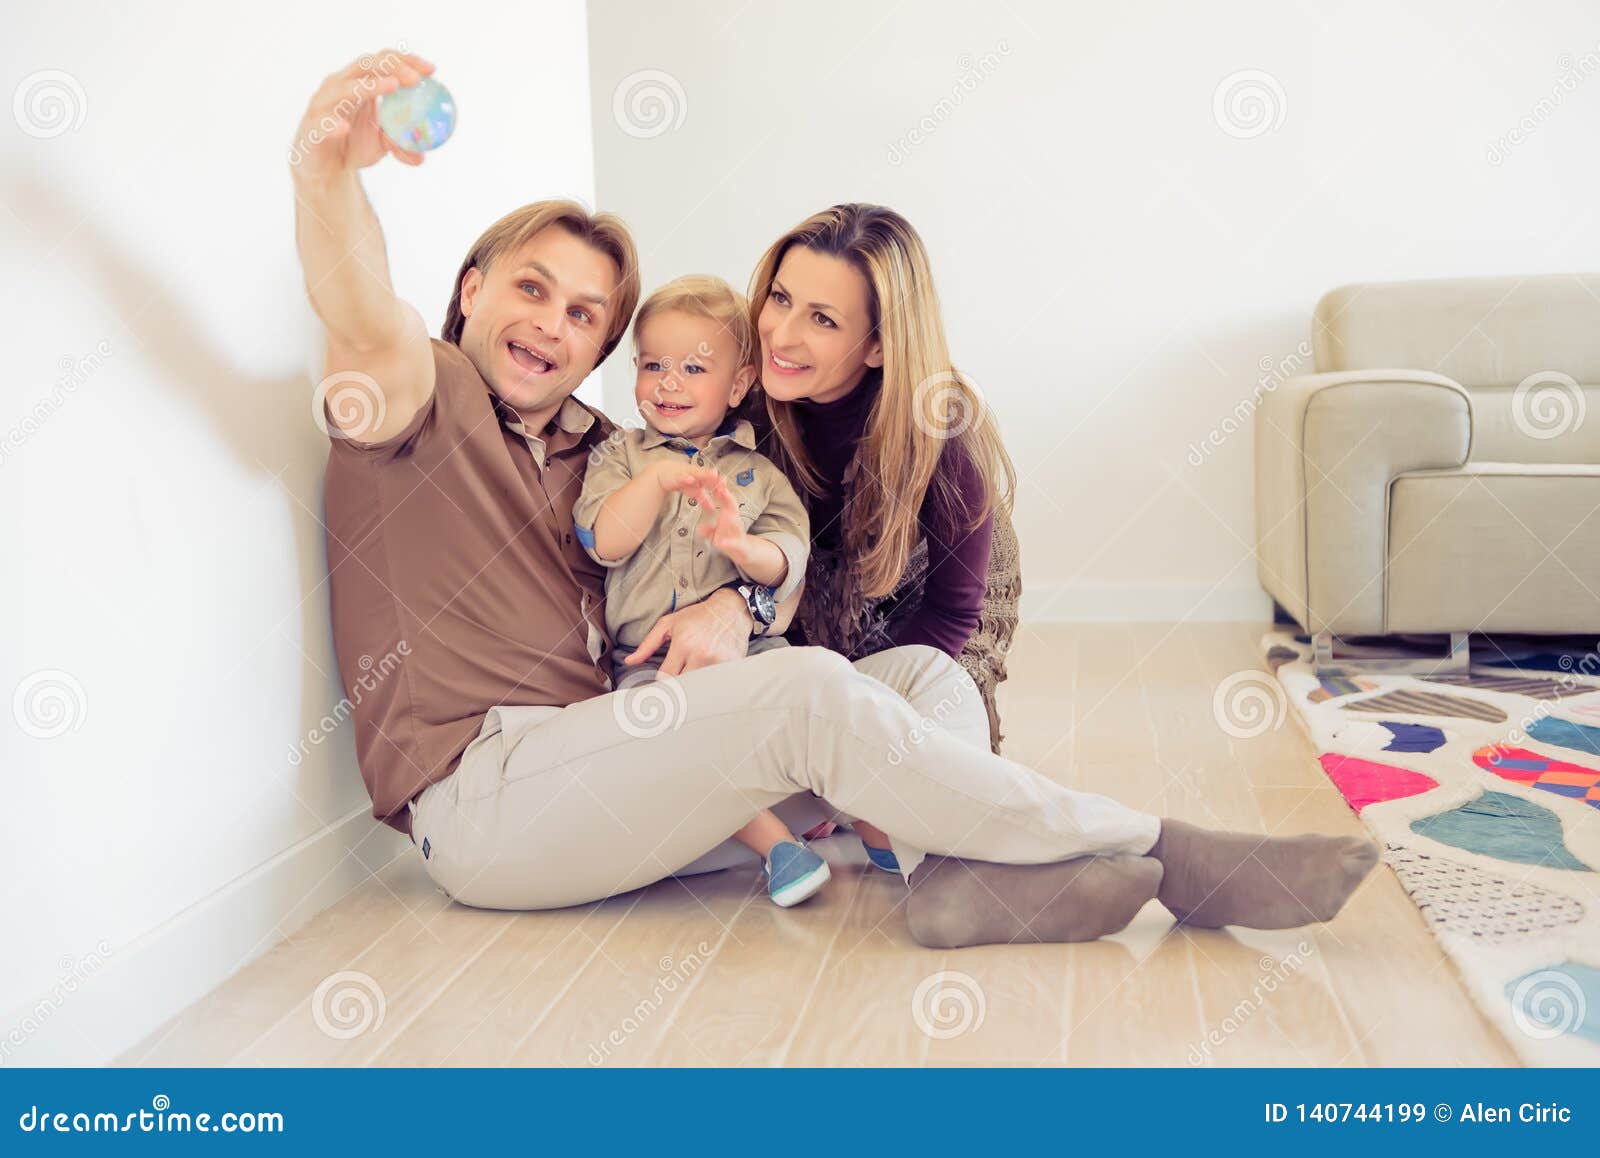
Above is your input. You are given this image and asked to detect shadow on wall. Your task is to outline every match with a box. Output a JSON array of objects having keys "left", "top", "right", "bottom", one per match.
[{"left": 5, "top": 167, "right": 380, "bottom": 845}]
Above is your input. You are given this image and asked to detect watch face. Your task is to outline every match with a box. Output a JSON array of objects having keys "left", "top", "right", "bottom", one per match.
[{"left": 752, "top": 585, "right": 776, "bottom": 623}]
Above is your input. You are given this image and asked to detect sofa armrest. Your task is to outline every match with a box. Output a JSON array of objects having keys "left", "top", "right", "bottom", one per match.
[{"left": 1255, "top": 369, "right": 1472, "bottom": 634}]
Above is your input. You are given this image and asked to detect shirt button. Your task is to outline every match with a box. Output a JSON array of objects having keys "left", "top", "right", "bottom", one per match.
[
  {"left": 695, "top": 455, "right": 706, "bottom": 466},
  {"left": 687, "top": 498, "right": 698, "bottom": 507},
  {"left": 676, "top": 527, "right": 687, "bottom": 537},
  {"left": 678, "top": 577, "right": 689, "bottom": 589}
]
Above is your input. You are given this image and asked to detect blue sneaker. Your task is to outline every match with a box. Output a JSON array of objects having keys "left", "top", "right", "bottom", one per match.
[
  {"left": 862, "top": 842, "right": 901, "bottom": 874},
  {"left": 765, "top": 841, "right": 831, "bottom": 908}
]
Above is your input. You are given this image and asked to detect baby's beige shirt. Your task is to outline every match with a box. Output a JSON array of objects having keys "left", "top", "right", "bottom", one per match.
[{"left": 572, "top": 418, "right": 809, "bottom": 650}]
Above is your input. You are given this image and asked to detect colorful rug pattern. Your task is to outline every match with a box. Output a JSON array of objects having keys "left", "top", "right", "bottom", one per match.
[{"left": 1262, "top": 631, "right": 1600, "bottom": 1065}]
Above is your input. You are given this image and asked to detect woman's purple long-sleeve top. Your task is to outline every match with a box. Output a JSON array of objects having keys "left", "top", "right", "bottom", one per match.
[{"left": 794, "top": 376, "right": 993, "bottom": 658}]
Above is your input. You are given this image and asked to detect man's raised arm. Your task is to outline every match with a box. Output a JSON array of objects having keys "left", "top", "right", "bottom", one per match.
[{"left": 291, "top": 49, "right": 436, "bottom": 442}]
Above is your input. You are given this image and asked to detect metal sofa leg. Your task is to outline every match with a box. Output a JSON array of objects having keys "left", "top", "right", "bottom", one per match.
[{"left": 1311, "top": 631, "right": 1470, "bottom": 677}]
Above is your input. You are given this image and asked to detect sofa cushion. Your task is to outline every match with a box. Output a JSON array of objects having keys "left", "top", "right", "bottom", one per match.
[
  {"left": 1465, "top": 382, "right": 1600, "bottom": 465},
  {"left": 1387, "top": 463, "right": 1600, "bottom": 633},
  {"left": 1315, "top": 275, "right": 1600, "bottom": 388}
]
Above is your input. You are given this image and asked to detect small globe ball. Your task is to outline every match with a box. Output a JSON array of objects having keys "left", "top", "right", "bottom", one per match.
[{"left": 378, "top": 76, "right": 456, "bottom": 152}]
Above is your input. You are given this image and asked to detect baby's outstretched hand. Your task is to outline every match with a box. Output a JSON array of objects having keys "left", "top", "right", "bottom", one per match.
[
  {"left": 653, "top": 461, "right": 720, "bottom": 495},
  {"left": 686, "top": 472, "right": 753, "bottom": 565}
]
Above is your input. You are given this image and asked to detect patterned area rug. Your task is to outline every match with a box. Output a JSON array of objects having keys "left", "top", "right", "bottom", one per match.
[{"left": 1260, "top": 631, "right": 1600, "bottom": 1065}]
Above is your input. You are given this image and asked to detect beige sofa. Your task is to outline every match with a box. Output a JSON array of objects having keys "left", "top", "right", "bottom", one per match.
[{"left": 1255, "top": 275, "right": 1600, "bottom": 674}]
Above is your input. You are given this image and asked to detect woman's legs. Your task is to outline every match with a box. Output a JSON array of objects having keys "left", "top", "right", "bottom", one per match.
[{"left": 845, "top": 645, "right": 993, "bottom": 872}]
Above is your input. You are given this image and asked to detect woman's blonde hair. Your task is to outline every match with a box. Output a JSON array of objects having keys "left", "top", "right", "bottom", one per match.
[
  {"left": 749, "top": 204, "right": 1015, "bottom": 598},
  {"left": 442, "top": 199, "right": 640, "bottom": 361},
  {"left": 634, "top": 274, "right": 758, "bottom": 369}
]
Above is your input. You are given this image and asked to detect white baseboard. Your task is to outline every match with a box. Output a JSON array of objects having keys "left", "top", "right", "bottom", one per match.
[
  {"left": 1021, "top": 581, "right": 1273, "bottom": 623},
  {"left": 1, "top": 805, "right": 411, "bottom": 1067}
]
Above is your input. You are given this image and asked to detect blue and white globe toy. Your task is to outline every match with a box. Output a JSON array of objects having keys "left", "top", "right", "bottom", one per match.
[{"left": 378, "top": 76, "right": 456, "bottom": 152}]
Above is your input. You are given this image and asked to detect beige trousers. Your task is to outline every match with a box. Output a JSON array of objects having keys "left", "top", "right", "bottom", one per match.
[{"left": 411, "top": 644, "right": 1160, "bottom": 910}]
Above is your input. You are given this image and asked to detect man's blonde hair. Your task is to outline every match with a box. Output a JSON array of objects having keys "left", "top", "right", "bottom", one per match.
[
  {"left": 442, "top": 199, "right": 640, "bottom": 361},
  {"left": 633, "top": 274, "right": 757, "bottom": 369}
]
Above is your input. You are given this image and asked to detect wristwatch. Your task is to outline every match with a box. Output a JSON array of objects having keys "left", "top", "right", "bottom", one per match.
[{"left": 732, "top": 581, "right": 777, "bottom": 636}]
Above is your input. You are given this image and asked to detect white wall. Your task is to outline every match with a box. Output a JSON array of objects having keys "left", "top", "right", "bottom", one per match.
[
  {"left": 1, "top": 0, "right": 596, "bottom": 1062},
  {"left": 585, "top": 0, "right": 1600, "bottom": 622},
  {"left": 7, "top": 0, "right": 1600, "bottom": 1065}
]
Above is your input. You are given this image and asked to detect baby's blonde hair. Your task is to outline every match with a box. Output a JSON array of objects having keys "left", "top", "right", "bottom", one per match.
[{"left": 634, "top": 274, "right": 757, "bottom": 369}]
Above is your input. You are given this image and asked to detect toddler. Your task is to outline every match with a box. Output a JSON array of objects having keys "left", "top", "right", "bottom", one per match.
[{"left": 573, "top": 275, "right": 830, "bottom": 908}]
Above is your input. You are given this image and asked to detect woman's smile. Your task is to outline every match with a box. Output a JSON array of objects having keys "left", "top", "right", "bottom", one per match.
[{"left": 767, "top": 351, "right": 811, "bottom": 375}]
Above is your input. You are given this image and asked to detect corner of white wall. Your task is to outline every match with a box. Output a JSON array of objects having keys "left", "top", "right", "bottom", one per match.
[{"left": 2, "top": 0, "right": 595, "bottom": 1064}]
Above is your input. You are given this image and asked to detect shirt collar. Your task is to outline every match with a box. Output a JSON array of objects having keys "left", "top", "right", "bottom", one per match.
[
  {"left": 495, "top": 394, "right": 598, "bottom": 440},
  {"left": 637, "top": 416, "right": 757, "bottom": 453},
  {"left": 555, "top": 396, "right": 599, "bottom": 436}
]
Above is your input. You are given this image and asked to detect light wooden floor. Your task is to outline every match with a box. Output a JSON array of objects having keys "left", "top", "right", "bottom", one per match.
[{"left": 121, "top": 622, "right": 1517, "bottom": 1066}]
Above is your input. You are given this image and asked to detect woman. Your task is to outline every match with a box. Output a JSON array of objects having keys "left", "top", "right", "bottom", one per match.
[{"left": 747, "top": 204, "right": 1021, "bottom": 752}]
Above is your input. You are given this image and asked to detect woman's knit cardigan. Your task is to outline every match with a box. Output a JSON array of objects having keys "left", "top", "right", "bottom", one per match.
[{"left": 790, "top": 449, "right": 1022, "bottom": 754}]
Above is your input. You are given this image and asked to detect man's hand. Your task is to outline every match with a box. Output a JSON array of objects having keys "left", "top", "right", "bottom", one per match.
[
  {"left": 624, "top": 587, "right": 753, "bottom": 676},
  {"left": 292, "top": 49, "right": 435, "bottom": 183},
  {"left": 294, "top": 50, "right": 437, "bottom": 443}
]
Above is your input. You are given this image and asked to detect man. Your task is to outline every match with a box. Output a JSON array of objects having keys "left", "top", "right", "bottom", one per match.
[{"left": 292, "top": 50, "right": 1378, "bottom": 948}]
